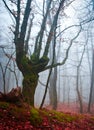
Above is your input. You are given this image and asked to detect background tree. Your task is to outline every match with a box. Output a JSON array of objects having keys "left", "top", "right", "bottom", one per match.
[{"left": 48, "top": 0, "right": 58, "bottom": 110}]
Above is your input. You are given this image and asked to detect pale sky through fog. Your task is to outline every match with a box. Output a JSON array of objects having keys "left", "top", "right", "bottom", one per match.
[{"left": 0, "top": 0, "right": 93, "bottom": 105}]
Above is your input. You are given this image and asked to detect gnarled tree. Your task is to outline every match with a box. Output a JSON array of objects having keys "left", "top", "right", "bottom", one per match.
[{"left": 2, "top": 0, "right": 80, "bottom": 106}]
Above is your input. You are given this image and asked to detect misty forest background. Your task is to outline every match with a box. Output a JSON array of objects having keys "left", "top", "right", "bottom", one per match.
[{"left": 0, "top": 0, "right": 94, "bottom": 113}]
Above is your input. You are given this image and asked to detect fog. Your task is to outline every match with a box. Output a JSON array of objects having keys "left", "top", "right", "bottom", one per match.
[{"left": 0, "top": 0, "right": 94, "bottom": 112}]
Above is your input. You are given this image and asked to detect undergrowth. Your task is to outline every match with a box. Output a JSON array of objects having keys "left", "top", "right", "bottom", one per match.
[{"left": 0, "top": 101, "right": 94, "bottom": 130}]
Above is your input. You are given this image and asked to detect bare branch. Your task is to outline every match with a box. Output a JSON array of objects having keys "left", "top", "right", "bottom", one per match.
[
  {"left": 20, "top": 0, "right": 33, "bottom": 43},
  {"left": 40, "top": 24, "right": 57, "bottom": 109},
  {"left": 2, "top": 48, "right": 15, "bottom": 61},
  {"left": 14, "top": 0, "right": 21, "bottom": 44},
  {"left": 44, "top": 24, "right": 82, "bottom": 71},
  {"left": 38, "top": 79, "right": 46, "bottom": 87},
  {"left": 56, "top": 24, "right": 81, "bottom": 38},
  {"left": 39, "top": 65, "right": 52, "bottom": 109},
  {"left": 25, "top": 14, "right": 34, "bottom": 54},
  {"left": 8, "top": 61, "right": 19, "bottom": 87},
  {"left": 43, "top": 0, "right": 46, "bottom": 17},
  {"left": 43, "top": 0, "right": 66, "bottom": 57},
  {"left": 34, "top": 0, "right": 52, "bottom": 57},
  {"left": 2, "top": 0, "right": 16, "bottom": 19}
]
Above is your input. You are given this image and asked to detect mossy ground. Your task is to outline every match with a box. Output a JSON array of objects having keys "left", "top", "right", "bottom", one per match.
[{"left": 0, "top": 101, "right": 94, "bottom": 130}]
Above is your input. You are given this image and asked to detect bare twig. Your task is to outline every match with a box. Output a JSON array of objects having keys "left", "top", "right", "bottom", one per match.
[{"left": 2, "top": 0, "right": 16, "bottom": 19}]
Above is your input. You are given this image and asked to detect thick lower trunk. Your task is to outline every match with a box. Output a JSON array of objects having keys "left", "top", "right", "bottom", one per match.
[
  {"left": 15, "top": 49, "right": 49, "bottom": 106},
  {"left": 22, "top": 73, "right": 38, "bottom": 106}
]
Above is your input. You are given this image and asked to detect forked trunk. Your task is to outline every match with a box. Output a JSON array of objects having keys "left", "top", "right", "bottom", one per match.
[
  {"left": 22, "top": 73, "right": 39, "bottom": 106},
  {"left": 16, "top": 52, "right": 49, "bottom": 107}
]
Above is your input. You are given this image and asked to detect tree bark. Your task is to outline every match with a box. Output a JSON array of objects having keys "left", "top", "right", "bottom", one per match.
[
  {"left": 16, "top": 47, "right": 39, "bottom": 106},
  {"left": 76, "top": 68, "right": 83, "bottom": 113},
  {"left": 22, "top": 73, "right": 39, "bottom": 106},
  {"left": 88, "top": 49, "right": 94, "bottom": 112},
  {"left": 49, "top": 68, "right": 57, "bottom": 110}
]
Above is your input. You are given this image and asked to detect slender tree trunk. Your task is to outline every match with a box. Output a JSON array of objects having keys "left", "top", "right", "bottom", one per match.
[
  {"left": 49, "top": 67, "right": 57, "bottom": 110},
  {"left": 52, "top": 67, "right": 57, "bottom": 110},
  {"left": 67, "top": 77, "right": 70, "bottom": 106},
  {"left": 76, "top": 68, "right": 83, "bottom": 113},
  {"left": 49, "top": 74, "right": 53, "bottom": 105},
  {"left": 88, "top": 49, "right": 94, "bottom": 112}
]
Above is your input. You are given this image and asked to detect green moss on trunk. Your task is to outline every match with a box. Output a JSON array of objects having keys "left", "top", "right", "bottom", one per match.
[
  {"left": 22, "top": 73, "right": 39, "bottom": 106},
  {"left": 16, "top": 54, "right": 49, "bottom": 106}
]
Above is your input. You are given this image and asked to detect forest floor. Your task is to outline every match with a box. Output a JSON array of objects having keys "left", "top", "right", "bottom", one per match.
[{"left": 0, "top": 101, "right": 94, "bottom": 130}]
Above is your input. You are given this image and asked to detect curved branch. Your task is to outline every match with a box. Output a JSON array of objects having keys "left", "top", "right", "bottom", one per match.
[
  {"left": 56, "top": 24, "right": 81, "bottom": 38},
  {"left": 2, "top": 0, "right": 16, "bottom": 19},
  {"left": 44, "top": 24, "right": 82, "bottom": 71},
  {"left": 38, "top": 80, "right": 47, "bottom": 87}
]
